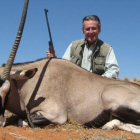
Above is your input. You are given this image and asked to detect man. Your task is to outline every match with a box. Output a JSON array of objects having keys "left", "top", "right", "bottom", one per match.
[{"left": 47, "top": 15, "right": 119, "bottom": 79}]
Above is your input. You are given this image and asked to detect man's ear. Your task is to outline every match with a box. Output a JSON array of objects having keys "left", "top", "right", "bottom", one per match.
[{"left": 10, "top": 68, "right": 38, "bottom": 80}]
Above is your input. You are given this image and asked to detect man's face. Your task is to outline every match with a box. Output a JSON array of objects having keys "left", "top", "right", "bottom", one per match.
[{"left": 82, "top": 20, "right": 101, "bottom": 45}]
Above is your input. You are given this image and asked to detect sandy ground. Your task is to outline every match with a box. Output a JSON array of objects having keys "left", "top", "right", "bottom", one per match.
[
  {"left": 0, "top": 113, "right": 140, "bottom": 140},
  {"left": 1, "top": 125, "right": 140, "bottom": 140}
]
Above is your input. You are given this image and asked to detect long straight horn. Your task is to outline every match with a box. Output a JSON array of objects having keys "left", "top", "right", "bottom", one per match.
[{"left": 1, "top": 0, "right": 29, "bottom": 80}]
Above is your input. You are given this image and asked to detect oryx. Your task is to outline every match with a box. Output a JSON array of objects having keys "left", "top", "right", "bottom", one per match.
[{"left": 1, "top": 0, "right": 140, "bottom": 134}]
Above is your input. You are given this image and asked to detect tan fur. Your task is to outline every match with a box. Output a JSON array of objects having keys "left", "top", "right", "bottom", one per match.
[{"left": 1, "top": 58, "right": 140, "bottom": 133}]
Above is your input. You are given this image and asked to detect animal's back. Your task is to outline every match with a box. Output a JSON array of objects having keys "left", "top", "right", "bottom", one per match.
[{"left": 3, "top": 58, "right": 134, "bottom": 124}]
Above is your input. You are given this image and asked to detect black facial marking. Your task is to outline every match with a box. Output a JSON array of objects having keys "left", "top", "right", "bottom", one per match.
[
  {"left": 0, "top": 97, "right": 4, "bottom": 115},
  {"left": 0, "top": 78, "right": 5, "bottom": 87}
]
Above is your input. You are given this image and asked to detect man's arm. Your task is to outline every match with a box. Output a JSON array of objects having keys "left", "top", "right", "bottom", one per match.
[
  {"left": 46, "top": 43, "right": 72, "bottom": 59},
  {"left": 102, "top": 47, "right": 120, "bottom": 79},
  {"left": 62, "top": 43, "right": 72, "bottom": 60}
]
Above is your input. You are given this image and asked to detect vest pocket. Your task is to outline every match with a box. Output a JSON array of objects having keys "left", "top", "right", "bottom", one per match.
[
  {"left": 71, "top": 55, "right": 81, "bottom": 66},
  {"left": 93, "top": 57, "right": 105, "bottom": 75}
]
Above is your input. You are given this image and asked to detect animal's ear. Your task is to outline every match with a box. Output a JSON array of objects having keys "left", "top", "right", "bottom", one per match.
[{"left": 10, "top": 68, "right": 38, "bottom": 80}]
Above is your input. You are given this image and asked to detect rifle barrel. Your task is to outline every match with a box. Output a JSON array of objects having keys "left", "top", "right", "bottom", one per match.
[{"left": 44, "top": 9, "right": 53, "bottom": 47}]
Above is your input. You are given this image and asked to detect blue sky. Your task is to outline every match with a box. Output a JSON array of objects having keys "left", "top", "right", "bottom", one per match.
[{"left": 1, "top": 0, "right": 140, "bottom": 80}]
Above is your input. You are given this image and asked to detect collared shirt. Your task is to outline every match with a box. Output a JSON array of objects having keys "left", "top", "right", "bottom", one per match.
[
  {"left": 81, "top": 42, "right": 95, "bottom": 71},
  {"left": 62, "top": 41, "right": 119, "bottom": 79}
]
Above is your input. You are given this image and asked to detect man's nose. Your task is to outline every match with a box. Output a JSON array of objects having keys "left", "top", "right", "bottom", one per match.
[{"left": 89, "top": 28, "right": 94, "bottom": 33}]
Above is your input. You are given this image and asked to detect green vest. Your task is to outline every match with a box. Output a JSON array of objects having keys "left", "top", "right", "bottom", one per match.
[{"left": 70, "top": 39, "right": 111, "bottom": 75}]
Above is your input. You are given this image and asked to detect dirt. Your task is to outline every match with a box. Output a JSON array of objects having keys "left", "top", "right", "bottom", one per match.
[
  {"left": 1, "top": 112, "right": 140, "bottom": 140},
  {"left": 1, "top": 125, "right": 140, "bottom": 140}
]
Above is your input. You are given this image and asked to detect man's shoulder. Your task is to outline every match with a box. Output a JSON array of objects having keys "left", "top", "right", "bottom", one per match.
[
  {"left": 98, "top": 39, "right": 111, "bottom": 48},
  {"left": 97, "top": 39, "right": 112, "bottom": 56},
  {"left": 71, "top": 39, "right": 85, "bottom": 53}
]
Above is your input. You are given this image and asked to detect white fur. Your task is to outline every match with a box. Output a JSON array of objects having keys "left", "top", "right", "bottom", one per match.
[
  {"left": 0, "top": 80, "right": 10, "bottom": 107},
  {"left": 102, "top": 119, "right": 140, "bottom": 134},
  {"left": 0, "top": 115, "right": 6, "bottom": 126},
  {"left": 17, "top": 119, "right": 28, "bottom": 127}
]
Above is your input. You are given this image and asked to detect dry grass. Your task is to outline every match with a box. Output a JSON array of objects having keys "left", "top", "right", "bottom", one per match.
[
  {"left": 123, "top": 77, "right": 140, "bottom": 85},
  {"left": 3, "top": 109, "right": 140, "bottom": 140}
]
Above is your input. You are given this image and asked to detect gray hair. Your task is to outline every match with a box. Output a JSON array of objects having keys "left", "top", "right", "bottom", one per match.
[{"left": 82, "top": 15, "right": 101, "bottom": 29}]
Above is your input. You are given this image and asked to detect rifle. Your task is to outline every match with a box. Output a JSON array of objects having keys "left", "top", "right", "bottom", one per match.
[{"left": 44, "top": 9, "right": 56, "bottom": 57}]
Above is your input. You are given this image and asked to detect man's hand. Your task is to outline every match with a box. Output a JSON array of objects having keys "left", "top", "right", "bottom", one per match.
[{"left": 46, "top": 51, "right": 56, "bottom": 58}]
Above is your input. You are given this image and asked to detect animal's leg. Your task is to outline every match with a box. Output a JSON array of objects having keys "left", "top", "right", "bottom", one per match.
[
  {"left": 18, "top": 100, "right": 67, "bottom": 127},
  {"left": 30, "top": 112, "right": 51, "bottom": 126},
  {"left": 102, "top": 119, "right": 121, "bottom": 130},
  {"left": 38, "top": 100, "right": 67, "bottom": 125},
  {"left": 102, "top": 119, "right": 140, "bottom": 134},
  {"left": 111, "top": 106, "right": 140, "bottom": 125},
  {"left": 118, "top": 123, "right": 140, "bottom": 134},
  {"left": 18, "top": 119, "right": 28, "bottom": 127},
  {"left": 102, "top": 85, "right": 140, "bottom": 125},
  {"left": 17, "top": 112, "right": 51, "bottom": 127}
]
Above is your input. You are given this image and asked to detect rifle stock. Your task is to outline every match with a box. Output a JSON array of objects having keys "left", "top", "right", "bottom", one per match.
[
  {"left": 44, "top": 9, "right": 56, "bottom": 57},
  {"left": 49, "top": 41, "right": 55, "bottom": 57}
]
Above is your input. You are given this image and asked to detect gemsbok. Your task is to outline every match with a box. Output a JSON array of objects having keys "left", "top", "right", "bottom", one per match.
[{"left": 1, "top": 0, "right": 140, "bottom": 134}]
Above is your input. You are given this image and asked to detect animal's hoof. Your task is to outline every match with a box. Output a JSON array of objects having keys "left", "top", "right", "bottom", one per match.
[
  {"left": 102, "top": 126, "right": 112, "bottom": 130},
  {"left": 0, "top": 115, "right": 6, "bottom": 127},
  {"left": 18, "top": 119, "right": 28, "bottom": 127}
]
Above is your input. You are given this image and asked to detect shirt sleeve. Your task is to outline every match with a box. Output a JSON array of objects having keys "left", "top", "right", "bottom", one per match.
[
  {"left": 62, "top": 43, "right": 72, "bottom": 61},
  {"left": 102, "top": 47, "right": 120, "bottom": 79}
]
